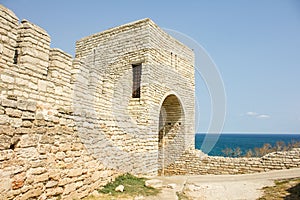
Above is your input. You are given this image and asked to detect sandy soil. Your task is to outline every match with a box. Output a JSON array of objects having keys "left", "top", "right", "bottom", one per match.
[{"left": 145, "top": 168, "right": 300, "bottom": 200}]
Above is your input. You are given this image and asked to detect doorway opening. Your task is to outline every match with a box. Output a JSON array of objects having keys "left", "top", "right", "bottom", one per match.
[{"left": 158, "top": 94, "right": 184, "bottom": 175}]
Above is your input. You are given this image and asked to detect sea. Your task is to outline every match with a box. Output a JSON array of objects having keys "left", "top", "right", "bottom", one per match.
[{"left": 195, "top": 133, "right": 300, "bottom": 156}]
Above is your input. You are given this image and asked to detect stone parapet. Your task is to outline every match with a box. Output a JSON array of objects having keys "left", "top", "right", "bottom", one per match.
[{"left": 164, "top": 148, "right": 300, "bottom": 175}]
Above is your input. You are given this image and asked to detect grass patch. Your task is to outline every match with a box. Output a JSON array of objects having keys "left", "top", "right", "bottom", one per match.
[
  {"left": 98, "top": 173, "right": 160, "bottom": 197},
  {"left": 258, "top": 178, "right": 300, "bottom": 200}
]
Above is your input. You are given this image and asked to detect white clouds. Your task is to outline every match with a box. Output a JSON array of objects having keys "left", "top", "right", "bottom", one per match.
[
  {"left": 244, "top": 111, "right": 270, "bottom": 119},
  {"left": 256, "top": 114, "right": 270, "bottom": 119},
  {"left": 246, "top": 112, "right": 258, "bottom": 116}
]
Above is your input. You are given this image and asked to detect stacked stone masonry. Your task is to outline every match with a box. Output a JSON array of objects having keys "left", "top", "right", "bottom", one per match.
[
  {"left": 164, "top": 148, "right": 300, "bottom": 175},
  {"left": 1, "top": 4, "right": 300, "bottom": 200},
  {"left": 0, "top": 5, "right": 118, "bottom": 200},
  {"left": 0, "top": 4, "right": 196, "bottom": 199}
]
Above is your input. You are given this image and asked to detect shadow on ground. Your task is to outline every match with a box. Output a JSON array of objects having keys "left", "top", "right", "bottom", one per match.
[{"left": 284, "top": 182, "right": 300, "bottom": 200}]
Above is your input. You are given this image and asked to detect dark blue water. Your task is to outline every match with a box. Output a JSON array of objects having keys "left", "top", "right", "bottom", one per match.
[{"left": 195, "top": 133, "right": 300, "bottom": 156}]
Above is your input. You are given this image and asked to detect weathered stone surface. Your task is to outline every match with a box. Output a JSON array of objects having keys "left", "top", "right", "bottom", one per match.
[
  {"left": 17, "top": 100, "right": 28, "bottom": 110},
  {"left": 68, "top": 168, "right": 82, "bottom": 177},
  {"left": 90, "top": 190, "right": 100, "bottom": 197},
  {"left": 164, "top": 148, "right": 300, "bottom": 176},
  {"left": 46, "top": 186, "right": 63, "bottom": 197},
  {"left": 1, "top": 74, "right": 14, "bottom": 83},
  {"left": 12, "top": 179, "right": 24, "bottom": 190},
  {"left": 145, "top": 179, "right": 163, "bottom": 189},
  {"left": 45, "top": 180, "right": 58, "bottom": 188},
  {"left": 167, "top": 183, "right": 176, "bottom": 189},
  {"left": 20, "top": 187, "right": 43, "bottom": 200},
  {"left": 18, "top": 134, "right": 39, "bottom": 148},
  {"left": 26, "top": 101, "right": 36, "bottom": 112},
  {"left": 0, "top": 4, "right": 299, "bottom": 200},
  {"left": 64, "top": 183, "right": 76, "bottom": 194},
  {"left": 2, "top": 98, "right": 16, "bottom": 108},
  {"left": 0, "top": 114, "right": 10, "bottom": 125},
  {"left": 115, "top": 184, "right": 124, "bottom": 192},
  {"left": 0, "top": 177, "right": 11, "bottom": 194},
  {"left": 5, "top": 108, "right": 22, "bottom": 118}
]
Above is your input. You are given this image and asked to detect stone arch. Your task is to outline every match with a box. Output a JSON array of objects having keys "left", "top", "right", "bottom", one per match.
[{"left": 158, "top": 93, "right": 185, "bottom": 175}]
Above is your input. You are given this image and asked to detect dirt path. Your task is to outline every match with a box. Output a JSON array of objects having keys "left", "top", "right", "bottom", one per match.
[{"left": 146, "top": 168, "right": 300, "bottom": 200}]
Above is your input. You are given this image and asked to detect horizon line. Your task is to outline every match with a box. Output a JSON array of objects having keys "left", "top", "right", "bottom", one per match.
[{"left": 196, "top": 132, "right": 300, "bottom": 134}]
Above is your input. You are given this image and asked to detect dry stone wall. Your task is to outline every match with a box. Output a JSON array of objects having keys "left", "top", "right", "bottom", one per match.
[
  {"left": 0, "top": 4, "right": 195, "bottom": 199},
  {"left": 164, "top": 148, "right": 300, "bottom": 175},
  {"left": 0, "top": 5, "right": 117, "bottom": 200},
  {"left": 2, "top": 3, "right": 299, "bottom": 200},
  {"left": 75, "top": 18, "right": 195, "bottom": 175}
]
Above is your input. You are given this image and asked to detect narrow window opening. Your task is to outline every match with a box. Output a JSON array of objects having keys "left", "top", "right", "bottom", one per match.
[
  {"left": 132, "top": 64, "right": 142, "bottom": 98},
  {"left": 13, "top": 49, "right": 18, "bottom": 64}
]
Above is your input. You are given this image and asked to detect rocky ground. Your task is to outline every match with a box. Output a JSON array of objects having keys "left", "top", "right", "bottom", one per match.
[{"left": 87, "top": 168, "right": 300, "bottom": 200}]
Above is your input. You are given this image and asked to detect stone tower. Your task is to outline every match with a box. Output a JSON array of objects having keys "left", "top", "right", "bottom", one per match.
[{"left": 74, "top": 18, "right": 195, "bottom": 175}]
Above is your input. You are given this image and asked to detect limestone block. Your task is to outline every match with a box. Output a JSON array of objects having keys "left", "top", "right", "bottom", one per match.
[
  {"left": 59, "top": 143, "right": 72, "bottom": 152},
  {"left": 75, "top": 181, "right": 83, "bottom": 189},
  {"left": 9, "top": 117, "right": 22, "bottom": 128},
  {"left": 17, "top": 100, "right": 28, "bottom": 110},
  {"left": 15, "top": 147, "right": 38, "bottom": 160},
  {"left": 20, "top": 187, "right": 43, "bottom": 200},
  {"left": 48, "top": 173, "right": 61, "bottom": 184},
  {"left": 40, "top": 134, "right": 55, "bottom": 144},
  {"left": 0, "top": 149, "right": 13, "bottom": 161},
  {"left": 5, "top": 108, "right": 22, "bottom": 118},
  {"left": 68, "top": 168, "right": 83, "bottom": 177},
  {"left": 115, "top": 184, "right": 124, "bottom": 192},
  {"left": 0, "top": 177, "right": 11, "bottom": 194},
  {"left": 12, "top": 173, "right": 25, "bottom": 190},
  {"left": 38, "top": 80, "right": 48, "bottom": 92},
  {"left": 35, "top": 112, "right": 44, "bottom": 120},
  {"left": 45, "top": 180, "right": 58, "bottom": 188},
  {"left": 18, "top": 134, "right": 39, "bottom": 148},
  {"left": 1, "top": 74, "right": 14, "bottom": 83},
  {"left": 28, "top": 167, "right": 47, "bottom": 176},
  {"left": 0, "top": 134, "right": 11, "bottom": 150},
  {"left": 21, "top": 111, "right": 34, "bottom": 120},
  {"left": 64, "top": 182, "right": 76, "bottom": 194},
  {"left": 1, "top": 98, "right": 16, "bottom": 108},
  {"left": 90, "top": 190, "right": 100, "bottom": 197},
  {"left": 21, "top": 120, "right": 32, "bottom": 128},
  {"left": 46, "top": 186, "right": 63, "bottom": 197},
  {"left": 28, "top": 81, "right": 38, "bottom": 90},
  {"left": 0, "top": 114, "right": 10, "bottom": 125},
  {"left": 55, "top": 152, "right": 65, "bottom": 160}
]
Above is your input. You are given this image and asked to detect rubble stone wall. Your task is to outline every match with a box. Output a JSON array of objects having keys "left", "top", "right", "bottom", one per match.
[
  {"left": 0, "top": 4, "right": 195, "bottom": 199},
  {"left": 0, "top": 5, "right": 117, "bottom": 200},
  {"left": 74, "top": 18, "right": 195, "bottom": 175},
  {"left": 3, "top": 3, "right": 299, "bottom": 200},
  {"left": 164, "top": 148, "right": 300, "bottom": 175}
]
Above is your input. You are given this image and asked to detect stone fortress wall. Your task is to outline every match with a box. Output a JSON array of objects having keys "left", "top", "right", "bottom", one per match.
[
  {"left": 0, "top": 5, "right": 118, "bottom": 200},
  {"left": 0, "top": 4, "right": 195, "bottom": 199},
  {"left": 74, "top": 18, "right": 195, "bottom": 176},
  {"left": 0, "top": 4, "right": 300, "bottom": 200},
  {"left": 164, "top": 148, "right": 300, "bottom": 175}
]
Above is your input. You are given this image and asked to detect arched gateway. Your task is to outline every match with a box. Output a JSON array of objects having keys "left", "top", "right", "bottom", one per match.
[{"left": 158, "top": 94, "right": 185, "bottom": 175}]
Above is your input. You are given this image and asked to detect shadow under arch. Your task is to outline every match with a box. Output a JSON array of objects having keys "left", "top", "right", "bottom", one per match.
[{"left": 158, "top": 93, "right": 185, "bottom": 175}]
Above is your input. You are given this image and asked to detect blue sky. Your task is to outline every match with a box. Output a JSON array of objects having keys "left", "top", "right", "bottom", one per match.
[{"left": 2, "top": 0, "right": 300, "bottom": 133}]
